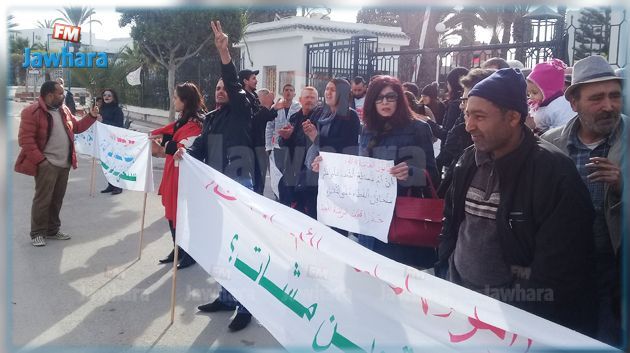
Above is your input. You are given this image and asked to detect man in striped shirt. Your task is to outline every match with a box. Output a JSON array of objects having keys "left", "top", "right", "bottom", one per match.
[{"left": 437, "top": 68, "right": 598, "bottom": 337}]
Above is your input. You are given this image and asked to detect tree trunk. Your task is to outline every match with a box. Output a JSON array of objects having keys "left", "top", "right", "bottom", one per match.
[
  {"left": 167, "top": 63, "right": 176, "bottom": 121},
  {"left": 398, "top": 10, "right": 424, "bottom": 83},
  {"left": 416, "top": 9, "right": 443, "bottom": 88}
]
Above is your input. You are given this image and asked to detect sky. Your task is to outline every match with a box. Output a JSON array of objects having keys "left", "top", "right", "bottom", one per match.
[{"left": 9, "top": 6, "right": 361, "bottom": 40}]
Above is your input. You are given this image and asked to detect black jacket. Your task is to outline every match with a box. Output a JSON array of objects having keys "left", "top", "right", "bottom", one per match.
[
  {"left": 278, "top": 106, "right": 322, "bottom": 187},
  {"left": 436, "top": 115, "right": 473, "bottom": 197},
  {"left": 437, "top": 127, "right": 598, "bottom": 336},
  {"left": 252, "top": 107, "right": 277, "bottom": 148},
  {"left": 100, "top": 102, "right": 124, "bottom": 128},
  {"left": 188, "top": 61, "right": 254, "bottom": 181},
  {"left": 64, "top": 89, "right": 76, "bottom": 114}
]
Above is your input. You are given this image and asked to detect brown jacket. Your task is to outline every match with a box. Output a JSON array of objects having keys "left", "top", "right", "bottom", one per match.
[{"left": 15, "top": 97, "right": 97, "bottom": 176}]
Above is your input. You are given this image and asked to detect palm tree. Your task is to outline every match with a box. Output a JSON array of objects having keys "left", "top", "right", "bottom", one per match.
[
  {"left": 56, "top": 6, "right": 102, "bottom": 52},
  {"left": 8, "top": 15, "right": 18, "bottom": 31},
  {"left": 37, "top": 18, "right": 63, "bottom": 29},
  {"left": 10, "top": 36, "right": 31, "bottom": 85}
]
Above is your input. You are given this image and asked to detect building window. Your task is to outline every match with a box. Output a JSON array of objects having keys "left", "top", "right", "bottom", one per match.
[
  {"left": 278, "top": 71, "right": 295, "bottom": 93},
  {"left": 263, "top": 66, "right": 277, "bottom": 93}
]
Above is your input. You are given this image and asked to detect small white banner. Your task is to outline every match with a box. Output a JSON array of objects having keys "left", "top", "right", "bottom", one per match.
[{"left": 74, "top": 122, "right": 154, "bottom": 192}]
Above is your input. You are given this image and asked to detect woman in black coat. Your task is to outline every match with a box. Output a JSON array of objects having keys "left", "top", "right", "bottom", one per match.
[
  {"left": 99, "top": 88, "right": 125, "bottom": 195},
  {"left": 305, "top": 78, "right": 361, "bottom": 224}
]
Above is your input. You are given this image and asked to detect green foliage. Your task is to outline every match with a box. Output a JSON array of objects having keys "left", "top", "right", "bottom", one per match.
[
  {"left": 56, "top": 6, "right": 102, "bottom": 53},
  {"left": 70, "top": 54, "right": 137, "bottom": 105},
  {"left": 246, "top": 7, "right": 297, "bottom": 23},
  {"left": 37, "top": 18, "right": 63, "bottom": 29},
  {"left": 56, "top": 6, "right": 102, "bottom": 27},
  {"left": 10, "top": 36, "right": 30, "bottom": 54},
  {"left": 356, "top": 7, "right": 404, "bottom": 27},
  {"left": 117, "top": 8, "right": 245, "bottom": 115},
  {"left": 118, "top": 8, "right": 243, "bottom": 64},
  {"left": 574, "top": 7, "right": 611, "bottom": 60}
]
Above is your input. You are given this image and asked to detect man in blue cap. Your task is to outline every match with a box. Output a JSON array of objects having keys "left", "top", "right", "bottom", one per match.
[{"left": 436, "top": 68, "right": 598, "bottom": 337}]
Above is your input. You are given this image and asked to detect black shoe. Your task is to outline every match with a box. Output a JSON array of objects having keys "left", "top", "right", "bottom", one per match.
[
  {"left": 177, "top": 255, "right": 196, "bottom": 269},
  {"left": 158, "top": 249, "right": 175, "bottom": 264},
  {"left": 101, "top": 185, "right": 114, "bottom": 193},
  {"left": 197, "top": 299, "right": 235, "bottom": 313},
  {"left": 228, "top": 313, "right": 252, "bottom": 332},
  {"left": 111, "top": 187, "right": 123, "bottom": 195}
]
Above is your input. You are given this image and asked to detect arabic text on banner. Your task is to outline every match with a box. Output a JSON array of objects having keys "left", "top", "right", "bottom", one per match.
[
  {"left": 317, "top": 151, "right": 396, "bottom": 242},
  {"left": 176, "top": 153, "right": 615, "bottom": 353},
  {"left": 74, "top": 122, "right": 154, "bottom": 192}
]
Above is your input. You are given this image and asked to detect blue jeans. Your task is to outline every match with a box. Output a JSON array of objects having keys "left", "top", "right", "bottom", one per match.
[
  {"left": 217, "top": 176, "right": 253, "bottom": 314},
  {"left": 357, "top": 234, "right": 437, "bottom": 269}
]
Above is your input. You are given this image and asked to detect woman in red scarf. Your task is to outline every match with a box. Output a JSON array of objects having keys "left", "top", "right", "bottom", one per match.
[{"left": 150, "top": 82, "right": 206, "bottom": 269}]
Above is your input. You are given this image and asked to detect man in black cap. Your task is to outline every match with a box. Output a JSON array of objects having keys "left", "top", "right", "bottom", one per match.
[
  {"left": 542, "top": 55, "right": 626, "bottom": 346},
  {"left": 437, "top": 68, "right": 598, "bottom": 337},
  {"left": 238, "top": 68, "right": 260, "bottom": 115},
  {"left": 238, "top": 68, "right": 268, "bottom": 193}
]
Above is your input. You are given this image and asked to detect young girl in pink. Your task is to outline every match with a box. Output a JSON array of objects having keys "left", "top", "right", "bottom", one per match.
[{"left": 526, "top": 59, "right": 575, "bottom": 134}]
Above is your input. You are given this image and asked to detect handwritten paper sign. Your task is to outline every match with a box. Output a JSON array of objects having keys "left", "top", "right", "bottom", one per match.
[
  {"left": 176, "top": 154, "right": 616, "bottom": 353},
  {"left": 317, "top": 152, "right": 396, "bottom": 242}
]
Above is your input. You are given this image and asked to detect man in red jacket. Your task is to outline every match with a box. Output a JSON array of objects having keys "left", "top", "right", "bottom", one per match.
[{"left": 15, "top": 81, "right": 99, "bottom": 247}]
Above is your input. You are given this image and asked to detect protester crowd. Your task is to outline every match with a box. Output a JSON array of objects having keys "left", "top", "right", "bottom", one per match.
[{"left": 15, "top": 19, "right": 626, "bottom": 345}]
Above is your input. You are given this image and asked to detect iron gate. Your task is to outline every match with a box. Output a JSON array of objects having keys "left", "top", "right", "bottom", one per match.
[{"left": 305, "top": 35, "right": 378, "bottom": 95}]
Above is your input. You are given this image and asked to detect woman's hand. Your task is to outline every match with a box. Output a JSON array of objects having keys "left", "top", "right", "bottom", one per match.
[
  {"left": 311, "top": 155, "right": 323, "bottom": 173},
  {"left": 390, "top": 162, "right": 409, "bottom": 181},
  {"left": 173, "top": 147, "right": 186, "bottom": 161}
]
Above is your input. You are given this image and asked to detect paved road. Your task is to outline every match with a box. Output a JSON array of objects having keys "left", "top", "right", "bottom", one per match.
[{"left": 8, "top": 101, "right": 282, "bottom": 351}]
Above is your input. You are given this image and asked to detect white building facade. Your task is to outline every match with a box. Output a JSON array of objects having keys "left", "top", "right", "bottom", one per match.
[{"left": 235, "top": 17, "right": 409, "bottom": 95}]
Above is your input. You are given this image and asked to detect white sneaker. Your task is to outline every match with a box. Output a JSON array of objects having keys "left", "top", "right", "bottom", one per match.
[
  {"left": 45, "top": 231, "right": 71, "bottom": 240},
  {"left": 32, "top": 236, "right": 46, "bottom": 247}
]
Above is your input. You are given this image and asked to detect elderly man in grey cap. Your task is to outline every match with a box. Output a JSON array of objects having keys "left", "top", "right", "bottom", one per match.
[
  {"left": 436, "top": 68, "right": 598, "bottom": 337},
  {"left": 542, "top": 55, "right": 625, "bottom": 347}
]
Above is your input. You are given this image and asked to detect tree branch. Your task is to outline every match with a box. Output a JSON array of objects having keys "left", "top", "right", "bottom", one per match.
[
  {"left": 173, "top": 35, "right": 212, "bottom": 66},
  {"left": 142, "top": 42, "right": 167, "bottom": 68}
]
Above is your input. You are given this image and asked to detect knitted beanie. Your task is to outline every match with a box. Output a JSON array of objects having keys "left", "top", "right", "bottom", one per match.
[
  {"left": 527, "top": 58, "right": 567, "bottom": 104},
  {"left": 468, "top": 68, "right": 529, "bottom": 121}
]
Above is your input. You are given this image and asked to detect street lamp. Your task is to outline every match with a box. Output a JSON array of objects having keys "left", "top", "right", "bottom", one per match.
[{"left": 435, "top": 22, "right": 447, "bottom": 83}]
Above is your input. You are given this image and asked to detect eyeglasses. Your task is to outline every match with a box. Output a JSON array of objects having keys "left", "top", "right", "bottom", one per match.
[{"left": 375, "top": 92, "right": 398, "bottom": 104}]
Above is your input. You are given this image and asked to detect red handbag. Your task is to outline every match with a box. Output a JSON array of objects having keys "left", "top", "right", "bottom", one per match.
[{"left": 388, "top": 170, "right": 444, "bottom": 247}]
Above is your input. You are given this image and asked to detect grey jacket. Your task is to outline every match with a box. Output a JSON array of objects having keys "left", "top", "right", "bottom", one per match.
[{"left": 542, "top": 114, "right": 627, "bottom": 254}]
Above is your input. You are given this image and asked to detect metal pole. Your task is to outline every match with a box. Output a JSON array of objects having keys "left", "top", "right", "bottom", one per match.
[{"left": 435, "top": 54, "right": 440, "bottom": 83}]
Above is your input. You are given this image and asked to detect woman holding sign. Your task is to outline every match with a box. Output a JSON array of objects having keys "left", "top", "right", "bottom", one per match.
[
  {"left": 150, "top": 82, "right": 205, "bottom": 269},
  {"left": 99, "top": 88, "right": 125, "bottom": 195},
  {"left": 314, "top": 76, "right": 438, "bottom": 268},
  {"left": 303, "top": 78, "right": 361, "bottom": 223},
  {"left": 361, "top": 76, "right": 439, "bottom": 268}
]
